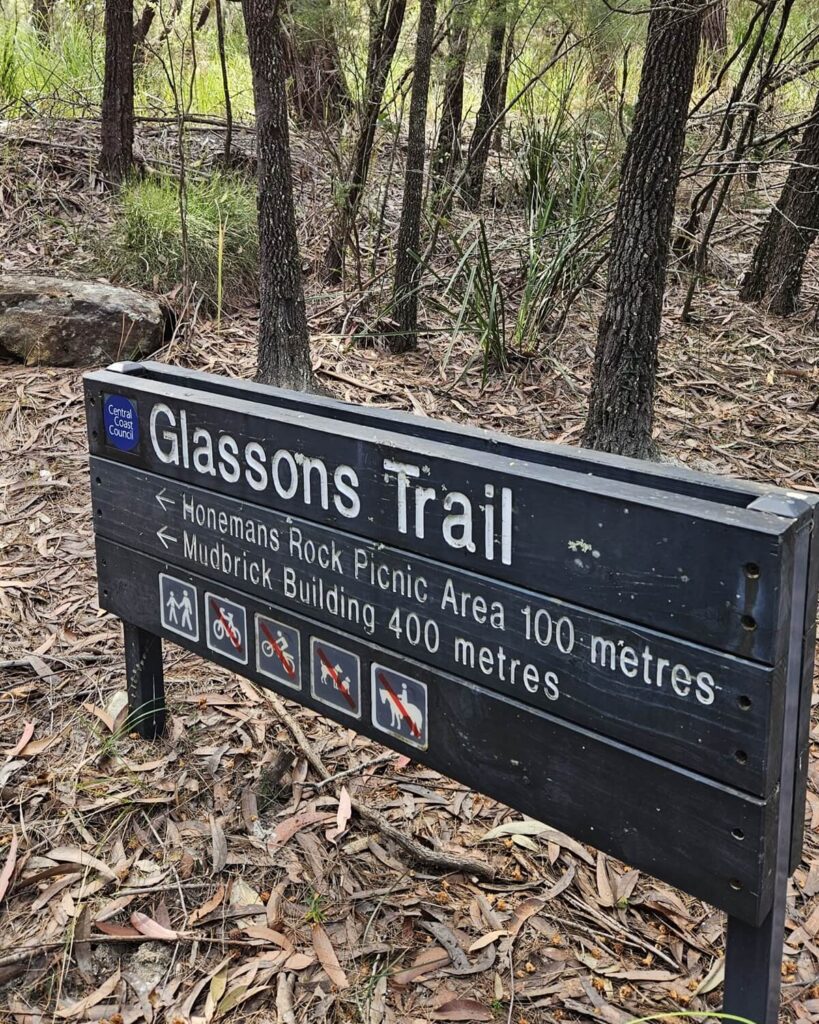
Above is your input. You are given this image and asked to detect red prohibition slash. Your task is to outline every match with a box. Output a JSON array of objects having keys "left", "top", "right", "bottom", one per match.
[
  {"left": 209, "top": 598, "right": 243, "bottom": 652},
  {"left": 316, "top": 646, "right": 356, "bottom": 711},
  {"left": 260, "top": 621, "right": 297, "bottom": 679},
  {"left": 377, "top": 671, "right": 421, "bottom": 739}
]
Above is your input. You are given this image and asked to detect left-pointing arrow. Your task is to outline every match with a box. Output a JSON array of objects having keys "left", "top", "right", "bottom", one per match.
[
  {"left": 156, "top": 525, "right": 178, "bottom": 549},
  {"left": 156, "top": 488, "right": 176, "bottom": 512}
]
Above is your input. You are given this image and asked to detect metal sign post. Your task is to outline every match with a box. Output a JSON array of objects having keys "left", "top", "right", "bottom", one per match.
[{"left": 85, "top": 362, "right": 819, "bottom": 1024}]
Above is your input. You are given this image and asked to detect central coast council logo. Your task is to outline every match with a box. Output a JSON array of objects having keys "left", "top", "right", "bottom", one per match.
[{"left": 103, "top": 394, "right": 140, "bottom": 452}]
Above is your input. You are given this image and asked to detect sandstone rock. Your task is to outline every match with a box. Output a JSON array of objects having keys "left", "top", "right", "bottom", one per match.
[{"left": 0, "top": 275, "right": 165, "bottom": 367}]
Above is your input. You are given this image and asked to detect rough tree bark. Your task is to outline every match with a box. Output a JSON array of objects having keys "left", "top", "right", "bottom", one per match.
[
  {"left": 390, "top": 0, "right": 438, "bottom": 352},
  {"left": 461, "top": 0, "right": 506, "bottom": 210},
  {"left": 739, "top": 90, "right": 819, "bottom": 315},
  {"left": 432, "top": 0, "right": 471, "bottom": 194},
  {"left": 702, "top": 0, "right": 728, "bottom": 54},
  {"left": 323, "top": 0, "right": 407, "bottom": 282},
  {"left": 241, "top": 0, "right": 312, "bottom": 389},
  {"left": 100, "top": 0, "right": 135, "bottom": 184},
  {"left": 582, "top": 0, "right": 706, "bottom": 458},
  {"left": 282, "top": 0, "right": 351, "bottom": 125}
]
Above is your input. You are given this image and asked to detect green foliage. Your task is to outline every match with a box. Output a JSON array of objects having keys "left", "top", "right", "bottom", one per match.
[
  {"left": 509, "top": 63, "right": 615, "bottom": 350},
  {"left": 446, "top": 218, "right": 508, "bottom": 385},
  {"left": 104, "top": 172, "right": 259, "bottom": 309},
  {"left": 0, "top": 16, "right": 103, "bottom": 116}
]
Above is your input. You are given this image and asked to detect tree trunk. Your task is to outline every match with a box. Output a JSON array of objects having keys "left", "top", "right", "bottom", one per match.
[
  {"left": 492, "top": 5, "right": 515, "bottom": 150},
  {"left": 582, "top": 0, "right": 706, "bottom": 458},
  {"left": 100, "top": 0, "right": 134, "bottom": 184},
  {"left": 282, "top": 0, "right": 352, "bottom": 125},
  {"left": 432, "top": 0, "right": 471, "bottom": 195},
  {"left": 32, "top": 0, "right": 53, "bottom": 39},
  {"left": 241, "top": 0, "right": 312, "bottom": 389},
  {"left": 739, "top": 90, "right": 819, "bottom": 316},
  {"left": 323, "top": 0, "right": 407, "bottom": 283},
  {"left": 133, "top": 2, "right": 156, "bottom": 64},
  {"left": 461, "top": 0, "right": 506, "bottom": 210},
  {"left": 390, "top": 0, "right": 437, "bottom": 352},
  {"left": 701, "top": 0, "right": 727, "bottom": 54},
  {"left": 214, "top": 0, "right": 233, "bottom": 164}
]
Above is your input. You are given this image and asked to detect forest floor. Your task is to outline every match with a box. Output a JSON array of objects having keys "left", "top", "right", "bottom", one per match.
[{"left": 2, "top": 122, "right": 819, "bottom": 1024}]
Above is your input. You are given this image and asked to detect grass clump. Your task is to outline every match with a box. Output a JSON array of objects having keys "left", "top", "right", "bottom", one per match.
[{"left": 105, "top": 172, "right": 259, "bottom": 311}]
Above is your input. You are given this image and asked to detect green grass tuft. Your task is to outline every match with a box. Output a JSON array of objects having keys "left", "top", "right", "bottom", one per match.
[{"left": 104, "top": 172, "right": 259, "bottom": 311}]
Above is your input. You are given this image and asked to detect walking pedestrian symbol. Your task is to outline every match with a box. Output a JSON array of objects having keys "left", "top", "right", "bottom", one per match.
[
  {"left": 310, "top": 638, "right": 361, "bottom": 719},
  {"left": 372, "top": 665, "right": 428, "bottom": 749},
  {"left": 205, "top": 591, "right": 248, "bottom": 665},
  {"left": 159, "top": 573, "right": 199, "bottom": 642},
  {"left": 256, "top": 615, "right": 301, "bottom": 690}
]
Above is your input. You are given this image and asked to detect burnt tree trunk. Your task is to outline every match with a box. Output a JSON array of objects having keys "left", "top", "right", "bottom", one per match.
[
  {"left": 739, "top": 90, "right": 819, "bottom": 315},
  {"left": 391, "top": 0, "right": 438, "bottom": 352},
  {"left": 283, "top": 0, "right": 351, "bottom": 125},
  {"left": 433, "top": 0, "right": 471, "bottom": 186},
  {"left": 462, "top": 0, "right": 506, "bottom": 210},
  {"left": 100, "top": 0, "right": 134, "bottom": 184},
  {"left": 582, "top": 0, "right": 706, "bottom": 458},
  {"left": 241, "top": 0, "right": 312, "bottom": 389},
  {"left": 323, "top": 0, "right": 407, "bottom": 282}
]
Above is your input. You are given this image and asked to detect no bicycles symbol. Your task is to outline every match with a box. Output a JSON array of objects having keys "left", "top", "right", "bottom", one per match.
[
  {"left": 206, "top": 591, "right": 247, "bottom": 665},
  {"left": 256, "top": 614, "right": 301, "bottom": 689}
]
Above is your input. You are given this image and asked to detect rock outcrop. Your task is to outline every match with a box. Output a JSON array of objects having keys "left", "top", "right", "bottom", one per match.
[{"left": 0, "top": 276, "right": 165, "bottom": 366}]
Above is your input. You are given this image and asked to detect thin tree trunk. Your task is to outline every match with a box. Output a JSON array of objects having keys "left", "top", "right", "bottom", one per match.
[
  {"left": 492, "top": 5, "right": 516, "bottom": 150},
  {"left": 100, "top": 0, "right": 135, "bottom": 184},
  {"left": 390, "top": 0, "right": 437, "bottom": 352},
  {"left": 582, "top": 0, "right": 706, "bottom": 458},
  {"left": 214, "top": 0, "right": 233, "bottom": 164},
  {"left": 432, "top": 0, "right": 471, "bottom": 191},
  {"left": 323, "top": 0, "right": 407, "bottom": 283},
  {"left": 461, "top": 0, "right": 506, "bottom": 210},
  {"left": 241, "top": 0, "right": 312, "bottom": 389},
  {"left": 740, "top": 89, "right": 819, "bottom": 315},
  {"left": 283, "top": 0, "right": 351, "bottom": 125}
]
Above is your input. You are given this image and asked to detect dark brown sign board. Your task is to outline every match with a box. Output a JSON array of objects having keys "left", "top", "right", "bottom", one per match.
[{"left": 85, "top": 361, "right": 819, "bottom": 1024}]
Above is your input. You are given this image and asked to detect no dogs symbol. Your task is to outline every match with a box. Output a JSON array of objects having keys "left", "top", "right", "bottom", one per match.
[{"left": 310, "top": 638, "right": 361, "bottom": 719}]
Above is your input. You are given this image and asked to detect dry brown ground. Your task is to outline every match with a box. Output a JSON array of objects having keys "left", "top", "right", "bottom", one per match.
[{"left": 1, "top": 125, "right": 819, "bottom": 1024}]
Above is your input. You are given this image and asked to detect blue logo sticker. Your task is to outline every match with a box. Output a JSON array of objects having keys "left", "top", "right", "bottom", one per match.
[{"left": 103, "top": 394, "right": 140, "bottom": 451}]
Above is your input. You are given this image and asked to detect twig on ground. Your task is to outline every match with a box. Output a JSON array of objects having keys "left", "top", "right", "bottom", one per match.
[{"left": 259, "top": 689, "right": 497, "bottom": 881}]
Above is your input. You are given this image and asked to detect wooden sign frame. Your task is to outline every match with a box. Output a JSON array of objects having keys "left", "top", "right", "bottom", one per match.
[{"left": 84, "top": 362, "right": 819, "bottom": 1024}]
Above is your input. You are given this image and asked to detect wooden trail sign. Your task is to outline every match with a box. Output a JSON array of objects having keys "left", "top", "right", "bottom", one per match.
[{"left": 86, "top": 361, "right": 819, "bottom": 1024}]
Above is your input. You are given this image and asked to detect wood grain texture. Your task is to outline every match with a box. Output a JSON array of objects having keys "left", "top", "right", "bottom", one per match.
[{"left": 96, "top": 537, "right": 777, "bottom": 925}]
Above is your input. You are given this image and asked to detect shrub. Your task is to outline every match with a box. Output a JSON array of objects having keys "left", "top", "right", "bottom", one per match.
[{"left": 105, "top": 172, "right": 259, "bottom": 311}]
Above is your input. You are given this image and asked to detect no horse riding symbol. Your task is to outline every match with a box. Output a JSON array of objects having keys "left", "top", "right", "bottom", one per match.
[{"left": 86, "top": 361, "right": 819, "bottom": 1024}]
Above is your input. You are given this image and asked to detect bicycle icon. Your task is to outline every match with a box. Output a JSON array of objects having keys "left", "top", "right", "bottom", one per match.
[
  {"left": 205, "top": 592, "right": 248, "bottom": 665},
  {"left": 213, "top": 608, "right": 242, "bottom": 648},
  {"left": 256, "top": 615, "right": 301, "bottom": 689},
  {"left": 262, "top": 630, "right": 295, "bottom": 674}
]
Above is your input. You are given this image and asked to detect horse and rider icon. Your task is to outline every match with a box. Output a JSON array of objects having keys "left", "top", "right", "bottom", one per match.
[
  {"left": 371, "top": 665, "right": 428, "bottom": 749},
  {"left": 159, "top": 574, "right": 199, "bottom": 642}
]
